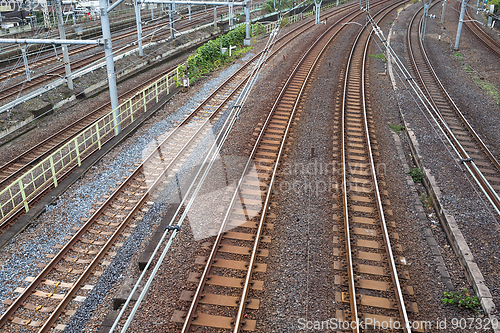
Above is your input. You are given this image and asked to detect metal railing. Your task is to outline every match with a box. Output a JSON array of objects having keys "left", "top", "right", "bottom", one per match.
[{"left": 0, "top": 65, "right": 180, "bottom": 226}]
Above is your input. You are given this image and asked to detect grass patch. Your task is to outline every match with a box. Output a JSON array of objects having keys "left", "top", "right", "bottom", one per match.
[
  {"left": 407, "top": 167, "right": 424, "bottom": 183},
  {"left": 421, "top": 193, "right": 433, "bottom": 208},
  {"left": 475, "top": 78, "right": 500, "bottom": 106},
  {"left": 368, "top": 53, "right": 387, "bottom": 63},
  {"left": 408, "top": 0, "right": 419, "bottom": 4},
  {"left": 389, "top": 123, "right": 405, "bottom": 134},
  {"left": 463, "top": 64, "right": 472, "bottom": 72},
  {"left": 453, "top": 52, "right": 464, "bottom": 60},
  {"left": 442, "top": 288, "right": 481, "bottom": 314}
]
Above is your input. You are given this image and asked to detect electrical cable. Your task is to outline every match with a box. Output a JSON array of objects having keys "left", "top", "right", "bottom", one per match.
[{"left": 368, "top": 8, "right": 500, "bottom": 223}]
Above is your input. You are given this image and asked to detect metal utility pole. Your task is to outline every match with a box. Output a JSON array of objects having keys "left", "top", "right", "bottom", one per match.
[
  {"left": 135, "top": 0, "right": 143, "bottom": 56},
  {"left": 228, "top": 2, "right": 233, "bottom": 26},
  {"left": 55, "top": 0, "right": 73, "bottom": 90},
  {"left": 188, "top": 3, "right": 191, "bottom": 20},
  {"left": 39, "top": 0, "right": 50, "bottom": 29},
  {"left": 213, "top": 5, "right": 217, "bottom": 27},
  {"left": 99, "top": 0, "right": 120, "bottom": 135},
  {"left": 170, "top": 3, "right": 175, "bottom": 39},
  {"left": 440, "top": 0, "right": 447, "bottom": 23},
  {"left": 314, "top": 0, "right": 322, "bottom": 24},
  {"left": 244, "top": 0, "right": 250, "bottom": 45},
  {"left": 21, "top": 45, "right": 30, "bottom": 81},
  {"left": 420, "top": 0, "right": 432, "bottom": 40},
  {"left": 454, "top": 0, "right": 469, "bottom": 50},
  {"left": 71, "top": 4, "right": 77, "bottom": 27}
]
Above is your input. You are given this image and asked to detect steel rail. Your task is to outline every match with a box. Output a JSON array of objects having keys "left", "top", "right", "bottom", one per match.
[
  {"left": 342, "top": 3, "right": 410, "bottom": 332},
  {"left": 0, "top": 64, "right": 179, "bottom": 189},
  {"left": 0, "top": 0, "right": 360, "bottom": 233},
  {"left": 233, "top": 4, "right": 368, "bottom": 331},
  {"left": 363, "top": 8, "right": 411, "bottom": 332},
  {"left": 408, "top": 5, "right": 500, "bottom": 214},
  {"left": 180, "top": 3, "right": 391, "bottom": 332},
  {"left": 36, "top": 53, "right": 256, "bottom": 333},
  {"left": 416, "top": 3, "right": 500, "bottom": 171},
  {"left": 0, "top": 3, "right": 241, "bottom": 105},
  {"left": 464, "top": 7, "right": 500, "bottom": 58},
  {"left": 113, "top": 3, "right": 383, "bottom": 330}
]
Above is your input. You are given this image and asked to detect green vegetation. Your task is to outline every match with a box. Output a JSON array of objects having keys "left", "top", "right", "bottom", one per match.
[
  {"left": 463, "top": 64, "right": 472, "bottom": 72},
  {"left": 252, "top": 22, "right": 266, "bottom": 36},
  {"left": 408, "top": 0, "right": 419, "bottom": 4},
  {"left": 407, "top": 167, "right": 424, "bottom": 183},
  {"left": 487, "top": 0, "right": 499, "bottom": 14},
  {"left": 421, "top": 193, "right": 433, "bottom": 208},
  {"left": 442, "top": 288, "right": 481, "bottom": 314},
  {"left": 475, "top": 78, "right": 500, "bottom": 106},
  {"left": 179, "top": 24, "right": 257, "bottom": 85},
  {"left": 389, "top": 123, "right": 405, "bottom": 134},
  {"left": 265, "top": 0, "right": 296, "bottom": 13},
  {"left": 368, "top": 53, "right": 387, "bottom": 63},
  {"left": 454, "top": 52, "right": 464, "bottom": 60}
]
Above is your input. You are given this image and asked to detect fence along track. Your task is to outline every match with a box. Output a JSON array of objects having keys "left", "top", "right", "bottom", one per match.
[
  {"left": 338, "top": 3, "right": 416, "bottom": 332},
  {"left": 0, "top": 5, "right": 356, "bottom": 329},
  {"left": 0, "top": 5, "right": 243, "bottom": 187},
  {"left": 0, "top": 0, "right": 360, "bottom": 238},
  {"left": 408, "top": 5, "right": 500, "bottom": 213},
  {"left": 171, "top": 5, "right": 388, "bottom": 332},
  {"left": 0, "top": 65, "right": 181, "bottom": 189}
]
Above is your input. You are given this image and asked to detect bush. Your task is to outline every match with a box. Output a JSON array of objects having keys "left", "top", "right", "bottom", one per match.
[
  {"left": 183, "top": 24, "right": 258, "bottom": 84},
  {"left": 443, "top": 288, "right": 481, "bottom": 314},
  {"left": 407, "top": 167, "right": 424, "bottom": 183}
]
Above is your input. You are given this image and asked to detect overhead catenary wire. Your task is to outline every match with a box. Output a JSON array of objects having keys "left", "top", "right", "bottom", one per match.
[
  {"left": 109, "top": 3, "right": 320, "bottom": 330},
  {"left": 366, "top": 7, "right": 500, "bottom": 219}
]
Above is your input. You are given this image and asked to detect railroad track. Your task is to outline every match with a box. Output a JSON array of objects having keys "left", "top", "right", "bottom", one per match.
[
  {"left": 329, "top": 2, "right": 422, "bottom": 331},
  {"left": 408, "top": 5, "right": 500, "bottom": 213},
  {"left": 169, "top": 2, "right": 409, "bottom": 332},
  {"left": 0, "top": 7, "right": 222, "bottom": 103},
  {"left": 0, "top": 3, "right": 354, "bottom": 329},
  {"left": 464, "top": 7, "right": 500, "bottom": 58}
]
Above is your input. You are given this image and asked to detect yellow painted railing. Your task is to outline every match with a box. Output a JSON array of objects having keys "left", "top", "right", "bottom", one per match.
[{"left": 0, "top": 66, "right": 180, "bottom": 225}]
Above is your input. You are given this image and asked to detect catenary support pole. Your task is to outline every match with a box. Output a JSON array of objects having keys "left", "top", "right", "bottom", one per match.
[
  {"left": 151, "top": 4, "right": 154, "bottom": 19},
  {"left": 71, "top": 4, "right": 77, "bottom": 27},
  {"left": 214, "top": 5, "right": 217, "bottom": 27},
  {"left": 244, "top": 0, "right": 250, "bottom": 45},
  {"left": 440, "top": 0, "right": 447, "bottom": 23},
  {"left": 314, "top": 0, "right": 322, "bottom": 24},
  {"left": 454, "top": 0, "right": 469, "bottom": 50},
  {"left": 188, "top": 3, "right": 191, "bottom": 19},
  {"left": 135, "top": 0, "right": 143, "bottom": 56},
  {"left": 21, "top": 45, "right": 30, "bottom": 81},
  {"left": 55, "top": 0, "right": 73, "bottom": 89},
  {"left": 170, "top": 3, "right": 175, "bottom": 38},
  {"left": 229, "top": 2, "right": 233, "bottom": 26},
  {"left": 99, "top": 0, "right": 121, "bottom": 135},
  {"left": 420, "top": 0, "right": 431, "bottom": 40}
]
